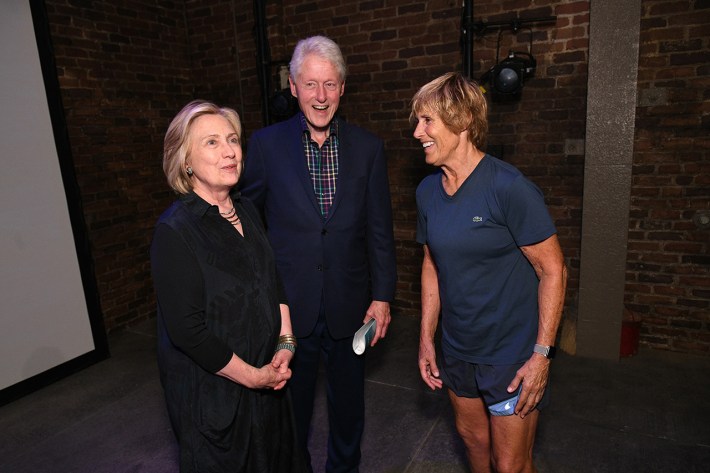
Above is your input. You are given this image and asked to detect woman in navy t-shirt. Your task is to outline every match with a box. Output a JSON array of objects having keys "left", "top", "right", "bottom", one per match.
[{"left": 411, "top": 73, "right": 567, "bottom": 472}]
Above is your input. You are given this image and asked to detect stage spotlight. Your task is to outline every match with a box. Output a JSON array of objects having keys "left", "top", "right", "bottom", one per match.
[
  {"left": 478, "top": 25, "right": 538, "bottom": 101},
  {"left": 490, "top": 51, "right": 536, "bottom": 95}
]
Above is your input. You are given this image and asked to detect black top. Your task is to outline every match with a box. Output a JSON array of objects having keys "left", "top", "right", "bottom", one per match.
[{"left": 150, "top": 189, "right": 304, "bottom": 472}]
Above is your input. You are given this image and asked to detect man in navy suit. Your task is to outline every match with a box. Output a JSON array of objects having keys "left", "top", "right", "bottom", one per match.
[{"left": 239, "top": 36, "right": 397, "bottom": 473}]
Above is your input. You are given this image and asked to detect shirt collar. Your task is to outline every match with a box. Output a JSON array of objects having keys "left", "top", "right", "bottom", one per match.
[
  {"left": 299, "top": 112, "right": 339, "bottom": 141},
  {"left": 180, "top": 188, "right": 242, "bottom": 218}
]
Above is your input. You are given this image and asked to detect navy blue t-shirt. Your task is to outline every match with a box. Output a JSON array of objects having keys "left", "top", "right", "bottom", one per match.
[{"left": 416, "top": 155, "right": 557, "bottom": 364}]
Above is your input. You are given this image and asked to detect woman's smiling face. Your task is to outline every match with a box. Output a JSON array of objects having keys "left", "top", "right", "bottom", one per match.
[{"left": 412, "top": 109, "right": 465, "bottom": 167}]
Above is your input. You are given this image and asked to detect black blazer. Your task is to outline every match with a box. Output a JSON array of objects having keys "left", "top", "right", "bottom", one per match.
[{"left": 240, "top": 114, "right": 397, "bottom": 339}]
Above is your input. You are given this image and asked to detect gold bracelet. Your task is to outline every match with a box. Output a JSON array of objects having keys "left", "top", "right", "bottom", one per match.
[{"left": 278, "top": 334, "right": 297, "bottom": 347}]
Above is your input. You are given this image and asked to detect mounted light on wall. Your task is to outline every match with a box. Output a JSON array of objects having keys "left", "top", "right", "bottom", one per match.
[
  {"left": 470, "top": 15, "right": 556, "bottom": 101},
  {"left": 490, "top": 50, "right": 536, "bottom": 95},
  {"left": 479, "top": 26, "right": 537, "bottom": 101}
]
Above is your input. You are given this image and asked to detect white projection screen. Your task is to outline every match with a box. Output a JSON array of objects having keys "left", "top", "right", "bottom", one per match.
[{"left": 0, "top": 0, "right": 108, "bottom": 405}]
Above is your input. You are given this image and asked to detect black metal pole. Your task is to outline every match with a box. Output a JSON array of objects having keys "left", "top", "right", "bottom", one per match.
[
  {"left": 461, "top": 0, "right": 473, "bottom": 79},
  {"left": 253, "top": 0, "right": 270, "bottom": 126}
]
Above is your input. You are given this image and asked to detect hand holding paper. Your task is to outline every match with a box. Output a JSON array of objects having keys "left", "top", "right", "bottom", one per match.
[{"left": 352, "top": 319, "right": 377, "bottom": 355}]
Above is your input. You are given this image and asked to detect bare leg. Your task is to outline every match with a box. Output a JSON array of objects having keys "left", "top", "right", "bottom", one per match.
[
  {"left": 448, "top": 390, "right": 492, "bottom": 473},
  {"left": 489, "top": 410, "right": 539, "bottom": 473}
]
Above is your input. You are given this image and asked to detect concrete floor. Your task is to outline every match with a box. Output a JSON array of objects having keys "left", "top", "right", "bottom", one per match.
[{"left": 1, "top": 314, "right": 709, "bottom": 473}]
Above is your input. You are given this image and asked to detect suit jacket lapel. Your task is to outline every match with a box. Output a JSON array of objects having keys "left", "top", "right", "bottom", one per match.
[
  {"left": 286, "top": 114, "right": 322, "bottom": 216},
  {"left": 326, "top": 117, "right": 349, "bottom": 222}
]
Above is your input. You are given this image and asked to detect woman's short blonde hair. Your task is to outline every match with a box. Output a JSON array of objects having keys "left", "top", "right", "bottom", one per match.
[
  {"left": 410, "top": 72, "right": 488, "bottom": 149},
  {"left": 163, "top": 100, "right": 242, "bottom": 194}
]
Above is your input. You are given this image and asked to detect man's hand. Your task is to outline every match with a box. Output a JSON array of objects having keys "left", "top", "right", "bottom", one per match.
[{"left": 364, "top": 300, "right": 391, "bottom": 346}]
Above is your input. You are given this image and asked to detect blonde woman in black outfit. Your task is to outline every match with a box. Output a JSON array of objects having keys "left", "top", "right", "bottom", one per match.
[{"left": 151, "top": 100, "right": 306, "bottom": 473}]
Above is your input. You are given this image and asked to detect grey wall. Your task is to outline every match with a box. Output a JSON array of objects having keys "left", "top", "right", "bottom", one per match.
[{"left": 576, "top": 0, "right": 642, "bottom": 359}]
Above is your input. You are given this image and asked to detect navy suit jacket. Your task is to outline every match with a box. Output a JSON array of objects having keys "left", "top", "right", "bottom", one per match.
[{"left": 239, "top": 113, "right": 397, "bottom": 339}]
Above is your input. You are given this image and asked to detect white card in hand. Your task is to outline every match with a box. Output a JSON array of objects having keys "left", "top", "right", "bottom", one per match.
[{"left": 352, "top": 319, "right": 376, "bottom": 355}]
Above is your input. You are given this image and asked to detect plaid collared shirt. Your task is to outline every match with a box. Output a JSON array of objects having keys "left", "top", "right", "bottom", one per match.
[{"left": 301, "top": 113, "right": 339, "bottom": 217}]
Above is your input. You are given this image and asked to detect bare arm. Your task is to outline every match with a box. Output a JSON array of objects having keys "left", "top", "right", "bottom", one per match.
[
  {"left": 419, "top": 245, "right": 443, "bottom": 390},
  {"left": 217, "top": 352, "right": 291, "bottom": 391},
  {"left": 271, "top": 304, "right": 295, "bottom": 384},
  {"left": 508, "top": 234, "right": 567, "bottom": 417},
  {"left": 220, "top": 306, "right": 295, "bottom": 391}
]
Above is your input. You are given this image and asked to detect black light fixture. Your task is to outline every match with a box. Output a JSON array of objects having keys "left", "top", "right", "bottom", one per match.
[
  {"left": 490, "top": 51, "right": 536, "bottom": 95},
  {"left": 477, "top": 22, "right": 540, "bottom": 101}
]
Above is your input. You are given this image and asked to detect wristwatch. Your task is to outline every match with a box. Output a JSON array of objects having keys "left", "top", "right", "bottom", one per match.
[{"left": 533, "top": 343, "right": 556, "bottom": 359}]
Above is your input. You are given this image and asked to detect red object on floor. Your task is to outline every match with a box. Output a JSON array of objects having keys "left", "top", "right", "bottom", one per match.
[{"left": 620, "top": 320, "right": 641, "bottom": 357}]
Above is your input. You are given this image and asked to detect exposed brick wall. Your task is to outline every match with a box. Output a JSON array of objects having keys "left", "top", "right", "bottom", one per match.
[
  {"left": 184, "top": 0, "right": 261, "bottom": 127},
  {"left": 43, "top": 0, "right": 193, "bottom": 330},
  {"left": 42, "top": 0, "right": 709, "bottom": 355},
  {"left": 630, "top": 0, "right": 710, "bottom": 354}
]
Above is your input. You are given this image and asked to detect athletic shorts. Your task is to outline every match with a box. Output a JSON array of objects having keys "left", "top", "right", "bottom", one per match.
[{"left": 439, "top": 352, "right": 550, "bottom": 416}]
